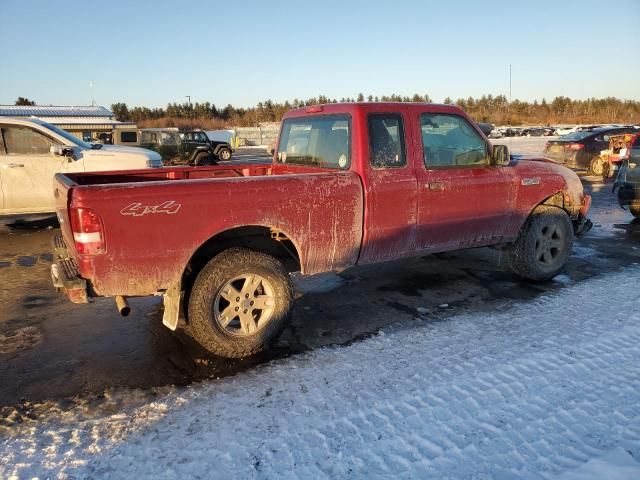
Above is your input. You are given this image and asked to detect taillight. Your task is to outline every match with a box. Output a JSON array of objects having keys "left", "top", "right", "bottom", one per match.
[
  {"left": 566, "top": 143, "right": 584, "bottom": 151},
  {"left": 70, "top": 207, "right": 105, "bottom": 255}
]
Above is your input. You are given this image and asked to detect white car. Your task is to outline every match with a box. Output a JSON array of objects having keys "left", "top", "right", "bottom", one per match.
[
  {"left": 0, "top": 118, "right": 163, "bottom": 215},
  {"left": 555, "top": 126, "right": 578, "bottom": 136}
]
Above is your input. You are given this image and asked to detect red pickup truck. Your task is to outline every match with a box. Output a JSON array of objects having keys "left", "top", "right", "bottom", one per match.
[{"left": 51, "top": 103, "right": 592, "bottom": 358}]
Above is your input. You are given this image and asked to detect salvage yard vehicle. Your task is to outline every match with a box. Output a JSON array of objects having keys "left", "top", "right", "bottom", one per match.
[
  {"left": 138, "top": 129, "right": 218, "bottom": 166},
  {"left": 50, "top": 103, "right": 592, "bottom": 358},
  {"left": 613, "top": 134, "right": 640, "bottom": 218},
  {"left": 0, "top": 118, "right": 163, "bottom": 215},
  {"left": 544, "top": 126, "right": 640, "bottom": 174},
  {"left": 596, "top": 133, "right": 639, "bottom": 179},
  {"left": 179, "top": 129, "right": 233, "bottom": 161}
]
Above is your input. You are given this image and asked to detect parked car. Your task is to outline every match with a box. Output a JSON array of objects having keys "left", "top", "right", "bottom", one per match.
[
  {"left": 613, "top": 135, "right": 640, "bottom": 218},
  {"left": 50, "top": 103, "right": 592, "bottom": 358},
  {"left": 179, "top": 129, "right": 233, "bottom": 161},
  {"left": 555, "top": 126, "right": 578, "bottom": 136},
  {"left": 139, "top": 129, "right": 218, "bottom": 166},
  {"left": 0, "top": 118, "right": 162, "bottom": 215},
  {"left": 544, "top": 126, "right": 640, "bottom": 174}
]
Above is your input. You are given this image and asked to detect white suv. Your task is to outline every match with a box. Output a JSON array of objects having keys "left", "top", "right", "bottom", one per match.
[{"left": 0, "top": 118, "right": 163, "bottom": 215}]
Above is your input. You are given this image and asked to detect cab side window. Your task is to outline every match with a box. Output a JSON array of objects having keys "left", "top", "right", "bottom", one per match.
[
  {"left": 421, "top": 113, "right": 488, "bottom": 168},
  {"left": 368, "top": 114, "right": 406, "bottom": 168},
  {"left": 2, "top": 126, "right": 55, "bottom": 155}
]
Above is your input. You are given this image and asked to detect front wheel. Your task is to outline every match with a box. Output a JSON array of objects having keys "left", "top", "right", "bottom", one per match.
[
  {"left": 509, "top": 205, "right": 574, "bottom": 281},
  {"left": 217, "top": 147, "right": 232, "bottom": 161},
  {"left": 187, "top": 248, "right": 293, "bottom": 358}
]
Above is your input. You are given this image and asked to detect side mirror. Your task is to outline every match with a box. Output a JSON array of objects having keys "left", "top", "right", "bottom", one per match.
[
  {"left": 492, "top": 144, "right": 510, "bottom": 166},
  {"left": 50, "top": 145, "right": 75, "bottom": 159}
]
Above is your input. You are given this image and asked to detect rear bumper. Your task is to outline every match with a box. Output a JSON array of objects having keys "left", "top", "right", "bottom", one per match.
[{"left": 51, "top": 234, "right": 89, "bottom": 304}]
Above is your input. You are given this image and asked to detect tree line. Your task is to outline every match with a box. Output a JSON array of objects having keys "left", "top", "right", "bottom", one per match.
[
  {"left": 15, "top": 95, "right": 639, "bottom": 128},
  {"left": 111, "top": 94, "right": 639, "bottom": 129}
]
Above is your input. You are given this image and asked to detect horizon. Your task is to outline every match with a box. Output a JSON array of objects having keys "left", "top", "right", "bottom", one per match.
[{"left": 1, "top": 0, "right": 639, "bottom": 108}]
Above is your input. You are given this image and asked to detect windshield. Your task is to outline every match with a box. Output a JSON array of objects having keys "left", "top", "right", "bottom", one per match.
[
  {"left": 31, "top": 119, "right": 92, "bottom": 149},
  {"left": 276, "top": 115, "right": 350, "bottom": 169}
]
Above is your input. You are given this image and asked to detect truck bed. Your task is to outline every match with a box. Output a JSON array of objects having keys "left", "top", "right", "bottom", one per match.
[
  {"left": 58, "top": 163, "right": 331, "bottom": 186},
  {"left": 54, "top": 163, "right": 364, "bottom": 297}
]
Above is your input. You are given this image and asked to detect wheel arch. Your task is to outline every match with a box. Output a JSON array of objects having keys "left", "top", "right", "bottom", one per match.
[
  {"left": 510, "top": 191, "right": 575, "bottom": 240},
  {"left": 180, "top": 225, "right": 302, "bottom": 317}
]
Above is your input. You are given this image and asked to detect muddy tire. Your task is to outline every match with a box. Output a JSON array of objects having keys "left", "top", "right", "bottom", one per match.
[
  {"left": 509, "top": 205, "right": 574, "bottom": 282},
  {"left": 602, "top": 161, "right": 611, "bottom": 180},
  {"left": 630, "top": 204, "right": 640, "bottom": 219},
  {"left": 217, "top": 147, "right": 232, "bottom": 161},
  {"left": 188, "top": 248, "right": 293, "bottom": 358},
  {"left": 589, "top": 156, "right": 604, "bottom": 176}
]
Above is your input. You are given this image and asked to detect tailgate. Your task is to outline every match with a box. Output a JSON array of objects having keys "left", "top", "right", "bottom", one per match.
[{"left": 53, "top": 173, "right": 78, "bottom": 259}]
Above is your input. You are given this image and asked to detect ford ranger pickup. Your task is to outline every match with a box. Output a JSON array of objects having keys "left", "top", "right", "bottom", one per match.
[{"left": 50, "top": 103, "right": 592, "bottom": 358}]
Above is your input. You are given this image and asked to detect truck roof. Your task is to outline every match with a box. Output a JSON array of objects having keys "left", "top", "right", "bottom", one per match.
[{"left": 282, "top": 102, "right": 468, "bottom": 119}]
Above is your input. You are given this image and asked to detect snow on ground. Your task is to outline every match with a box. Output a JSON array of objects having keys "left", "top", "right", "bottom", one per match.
[
  {"left": 490, "top": 136, "right": 550, "bottom": 156},
  {"left": 2, "top": 267, "right": 640, "bottom": 479}
]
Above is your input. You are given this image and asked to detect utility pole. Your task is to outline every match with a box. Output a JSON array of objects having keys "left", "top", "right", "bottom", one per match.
[
  {"left": 509, "top": 64, "right": 512, "bottom": 105},
  {"left": 186, "top": 95, "right": 192, "bottom": 125}
]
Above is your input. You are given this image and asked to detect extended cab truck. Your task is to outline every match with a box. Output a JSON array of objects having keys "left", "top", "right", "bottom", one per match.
[
  {"left": 0, "top": 118, "right": 163, "bottom": 215},
  {"left": 51, "top": 103, "right": 592, "bottom": 358}
]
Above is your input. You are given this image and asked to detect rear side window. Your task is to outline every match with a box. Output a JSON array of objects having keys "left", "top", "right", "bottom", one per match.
[
  {"left": 368, "top": 114, "right": 406, "bottom": 168},
  {"left": 1, "top": 126, "right": 55, "bottom": 155},
  {"left": 277, "top": 115, "right": 350, "bottom": 169},
  {"left": 421, "top": 113, "right": 488, "bottom": 168}
]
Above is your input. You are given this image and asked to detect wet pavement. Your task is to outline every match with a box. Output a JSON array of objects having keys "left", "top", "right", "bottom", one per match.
[{"left": 1, "top": 172, "right": 639, "bottom": 407}]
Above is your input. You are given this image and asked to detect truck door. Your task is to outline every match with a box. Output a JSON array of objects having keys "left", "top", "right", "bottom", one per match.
[
  {"left": 0, "top": 124, "right": 82, "bottom": 214},
  {"left": 358, "top": 112, "right": 419, "bottom": 263},
  {"left": 414, "top": 112, "right": 515, "bottom": 250}
]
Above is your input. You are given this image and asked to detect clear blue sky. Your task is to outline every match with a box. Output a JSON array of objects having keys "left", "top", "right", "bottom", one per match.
[{"left": 1, "top": 0, "right": 639, "bottom": 108}]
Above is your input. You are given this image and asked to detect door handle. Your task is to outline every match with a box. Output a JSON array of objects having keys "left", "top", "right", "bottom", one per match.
[
  {"left": 426, "top": 182, "right": 445, "bottom": 191},
  {"left": 3, "top": 163, "right": 25, "bottom": 168}
]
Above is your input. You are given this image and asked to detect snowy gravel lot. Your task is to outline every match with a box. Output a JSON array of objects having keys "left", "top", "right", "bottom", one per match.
[{"left": 2, "top": 267, "right": 640, "bottom": 479}]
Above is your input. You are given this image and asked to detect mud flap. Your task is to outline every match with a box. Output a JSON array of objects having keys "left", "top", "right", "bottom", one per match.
[{"left": 162, "top": 283, "right": 182, "bottom": 331}]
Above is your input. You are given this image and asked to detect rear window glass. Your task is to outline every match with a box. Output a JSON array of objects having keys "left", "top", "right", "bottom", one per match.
[
  {"left": 559, "top": 131, "right": 593, "bottom": 141},
  {"left": 276, "top": 115, "right": 350, "bottom": 169}
]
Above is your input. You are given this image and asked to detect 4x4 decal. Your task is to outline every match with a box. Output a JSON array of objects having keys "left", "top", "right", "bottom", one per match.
[{"left": 120, "top": 201, "right": 181, "bottom": 216}]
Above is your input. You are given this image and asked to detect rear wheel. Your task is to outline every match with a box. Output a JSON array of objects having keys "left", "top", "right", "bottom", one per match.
[
  {"left": 194, "top": 152, "right": 215, "bottom": 166},
  {"left": 589, "top": 156, "right": 605, "bottom": 176},
  {"left": 509, "top": 205, "right": 574, "bottom": 281},
  {"left": 217, "top": 147, "right": 232, "bottom": 161},
  {"left": 187, "top": 248, "right": 293, "bottom": 358}
]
